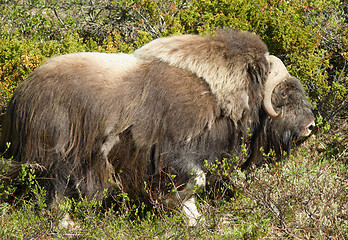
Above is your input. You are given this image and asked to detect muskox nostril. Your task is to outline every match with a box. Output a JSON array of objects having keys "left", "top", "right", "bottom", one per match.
[
  {"left": 300, "top": 121, "right": 316, "bottom": 138},
  {"left": 308, "top": 121, "right": 316, "bottom": 131}
]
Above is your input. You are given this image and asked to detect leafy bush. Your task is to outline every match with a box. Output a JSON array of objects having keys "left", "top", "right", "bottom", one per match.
[{"left": 0, "top": 29, "right": 91, "bottom": 116}]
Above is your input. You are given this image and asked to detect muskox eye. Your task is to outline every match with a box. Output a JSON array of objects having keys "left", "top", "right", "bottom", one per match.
[{"left": 281, "top": 91, "right": 287, "bottom": 98}]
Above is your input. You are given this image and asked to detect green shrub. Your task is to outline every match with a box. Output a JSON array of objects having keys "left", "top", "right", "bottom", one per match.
[{"left": 0, "top": 27, "right": 96, "bottom": 104}]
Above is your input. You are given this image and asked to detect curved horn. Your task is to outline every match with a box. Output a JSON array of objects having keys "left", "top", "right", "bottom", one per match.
[{"left": 263, "top": 55, "right": 289, "bottom": 120}]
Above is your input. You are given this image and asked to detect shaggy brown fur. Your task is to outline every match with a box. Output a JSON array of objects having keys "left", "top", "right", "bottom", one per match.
[
  {"left": 0, "top": 30, "right": 315, "bottom": 209},
  {"left": 134, "top": 30, "right": 270, "bottom": 131}
]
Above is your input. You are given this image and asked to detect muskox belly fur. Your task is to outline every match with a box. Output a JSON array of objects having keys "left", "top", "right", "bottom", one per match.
[{"left": 0, "top": 30, "right": 315, "bottom": 225}]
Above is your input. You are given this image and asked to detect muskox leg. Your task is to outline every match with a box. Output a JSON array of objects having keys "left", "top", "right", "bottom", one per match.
[
  {"left": 182, "top": 196, "right": 201, "bottom": 226},
  {"left": 165, "top": 168, "right": 206, "bottom": 226},
  {"left": 182, "top": 169, "right": 206, "bottom": 226},
  {"left": 59, "top": 213, "right": 80, "bottom": 230}
]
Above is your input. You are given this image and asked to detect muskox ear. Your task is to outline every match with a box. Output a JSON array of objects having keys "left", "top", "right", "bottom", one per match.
[{"left": 263, "top": 55, "right": 290, "bottom": 120}]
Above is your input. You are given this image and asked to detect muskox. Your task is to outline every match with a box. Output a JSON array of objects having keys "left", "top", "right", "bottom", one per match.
[{"left": 0, "top": 30, "right": 315, "bottom": 225}]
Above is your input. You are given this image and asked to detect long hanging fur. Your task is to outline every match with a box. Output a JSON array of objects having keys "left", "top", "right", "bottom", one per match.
[{"left": 0, "top": 30, "right": 315, "bottom": 207}]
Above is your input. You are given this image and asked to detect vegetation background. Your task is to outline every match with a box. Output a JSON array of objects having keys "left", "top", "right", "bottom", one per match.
[{"left": 0, "top": 0, "right": 347, "bottom": 239}]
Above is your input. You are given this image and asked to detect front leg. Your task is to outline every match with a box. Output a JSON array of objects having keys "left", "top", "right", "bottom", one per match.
[
  {"left": 164, "top": 168, "right": 206, "bottom": 226},
  {"left": 182, "top": 169, "right": 206, "bottom": 226}
]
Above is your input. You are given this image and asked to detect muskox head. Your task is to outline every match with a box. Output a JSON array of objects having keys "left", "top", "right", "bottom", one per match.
[
  {"left": 270, "top": 77, "right": 315, "bottom": 146},
  {"left": 243, "top": 69, "right": 316, "bottom": 170}
]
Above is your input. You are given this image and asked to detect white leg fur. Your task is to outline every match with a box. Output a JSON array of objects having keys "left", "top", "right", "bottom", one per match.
[
  {"left": 59, "top": 213, "right": 80, "bottom": 229},
  {"left": 163, "top": 168, "right": 206, "bottom": 226},
  {"left": 183, "top": 196, "right": 201, "bottom": 226},
  {"left": 194, "top": 169, "right": 206, "bottom": 189},
  {"left": 182, "top": 169, "right": 206, "bottom": 226}
]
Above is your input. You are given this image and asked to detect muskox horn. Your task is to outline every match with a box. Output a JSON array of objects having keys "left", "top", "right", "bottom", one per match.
[{"left": 263, "top": 55, "right": 289, "bottom": 120}]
